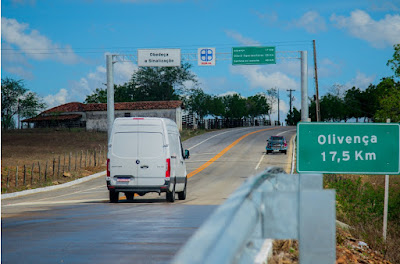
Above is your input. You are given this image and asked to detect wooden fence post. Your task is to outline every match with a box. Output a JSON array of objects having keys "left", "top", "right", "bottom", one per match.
[
  {"left": 63, "top": 153, "right": 66, "bottom": 175},
  {"left": 23, "top": 165, "right": 26, "bottom": 186},
  {"left": 57, "top": 156, "right": 60, "bottom": 178},
  {"left": 7, "top": 169, "right": 10, "bottom": 188},
  {"left": 75, "top": 152, "right": 77, "bottom": 171},
  {"left": 38, "top": 161, "right": 41, "bottom": 183},
  {"left": 89, "top": 150, "right": 92, "bottom": 167},
  {"left": 53, "top": 158, "right": 56, "bottom": 179},
  {"left": 94, "top": 148, "right": 97, "bottom": 167},
  {"left": 99, "top": 147, "right": 102, "bottom": 166},
  {"left": 68, "top": 152, "right": 71, "bottom": 171},
  {"left": 15, "top": 166, "right": 19, "bottom": 187},
  {"left": 85, "top": 150, "right": 88, "bottom": 167},
  {"left": 31, "top": 163, "right": 34, "bottom": 185},
  {"left": 44, "top": 161, "right": 48, "bottom": 181},
  {"left": 80, "top": 150, "right": 83, "bottom": 168}
]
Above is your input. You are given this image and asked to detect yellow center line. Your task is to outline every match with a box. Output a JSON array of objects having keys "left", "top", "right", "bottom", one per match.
[
  {"left": 187, "top": 127, "right": 277, "bottom": 178},
  {"left": 118, "top": 127, "right": 278, "bottom": 200}
]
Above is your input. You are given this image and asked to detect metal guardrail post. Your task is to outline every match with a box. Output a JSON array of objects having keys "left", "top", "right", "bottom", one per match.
[{"left": 172, "top": 167, "right": 336, "bottom": 264}]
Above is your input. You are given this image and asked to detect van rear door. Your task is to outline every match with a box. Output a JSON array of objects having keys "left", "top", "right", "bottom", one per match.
[
  {"left": 137, "top": 129, "right": 166, "bottom": 186},
  {"left": 110, "top": 130, "right": 139, "bottom": 186}
]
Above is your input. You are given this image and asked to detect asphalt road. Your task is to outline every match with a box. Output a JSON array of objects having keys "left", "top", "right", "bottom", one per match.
[{"left": 1, "top": 126, "right": 296, "bottom": 264}]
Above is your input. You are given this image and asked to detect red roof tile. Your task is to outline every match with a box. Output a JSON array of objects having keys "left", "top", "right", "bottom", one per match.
[
  {"left": 42, "top": 102, "right": 85, "bottom": 114},
  {"left": 84, "top": 101, "right": 183, "bottom": 111}
]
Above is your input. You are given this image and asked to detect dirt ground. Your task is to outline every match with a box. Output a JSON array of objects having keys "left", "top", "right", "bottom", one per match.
[{"left": 1, "top": 129, "right": 108, "bottom": 193}]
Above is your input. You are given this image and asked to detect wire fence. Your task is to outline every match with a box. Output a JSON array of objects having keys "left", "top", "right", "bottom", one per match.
[{"left": 1, "top": 145, "right": 107, "bottom": 194}]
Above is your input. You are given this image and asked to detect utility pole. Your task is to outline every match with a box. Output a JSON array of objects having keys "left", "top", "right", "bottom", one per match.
[
  {"left": 313, "top": 40, "right": 321, "bottom": 121},
  {"left": 277, "top": 87, "right": 280, "bottom": 126},
  {"left": 287, "top": 89, "right": 295, "bottom": 113}
]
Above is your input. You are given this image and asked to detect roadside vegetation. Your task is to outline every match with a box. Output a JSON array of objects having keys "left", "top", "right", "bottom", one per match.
[
  {"left": 325, "top": 174, "right": 400, "bottom": 263},
  {"left": 1, "top": 127, "right": 211, "bottom": 194}
]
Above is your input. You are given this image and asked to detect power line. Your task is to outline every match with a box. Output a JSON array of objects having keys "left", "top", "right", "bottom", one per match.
[{"left": 1, "top": 40, "right": 313, "bottom": 55}]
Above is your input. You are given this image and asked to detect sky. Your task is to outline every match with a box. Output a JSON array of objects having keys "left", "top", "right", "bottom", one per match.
[{"left": 1, "top": 0, "right": 400, "bottom": 123}]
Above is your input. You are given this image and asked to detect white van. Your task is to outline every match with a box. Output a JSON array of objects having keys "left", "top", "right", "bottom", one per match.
[{"left": 106, "top": 117, "right": 189, "bottom": 203}]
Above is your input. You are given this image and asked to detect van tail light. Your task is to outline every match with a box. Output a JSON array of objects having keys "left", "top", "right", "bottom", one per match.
[
  {"left": 165, "top": 158, "right": 171, "bottom": 178},
  {"left": 107, "top": 159, "right": 110, "bottom": 176},
  {"left": 284, "top": 142, "right": 287, "bottom": 147}
]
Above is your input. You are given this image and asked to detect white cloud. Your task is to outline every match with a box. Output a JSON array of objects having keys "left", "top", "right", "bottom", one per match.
[
  {"left": 330, "top": 10, "right": 400, "bottom": 48},
  {"left": 43, "top": 89, "right": 69, "bottom": 109},
  {"left": 217, "top": 91, "right": 241, "bottom": 97},
  {"left": 225, "top": 30, "right": 260, "bottom": 46},
  {"left": 230, "top": 65, "right": 299, "bottom": 91},
  {"left": 69, "top": 58, "right": 137, "bottom": 102},
  {"left": 369, "top": 0, "right": 400, "bottom": 12},
  {"left": 346, "top": 71, "right": 375, "bottom": 90},
  {"left": 1, "top": 17, "right": 80, "bottom": 64},
  {"left": 292, "top": 11, "right": 327, "bottom": 33},
  {"left": 318, "top": 58, "right": 342, "bottom": 78}
]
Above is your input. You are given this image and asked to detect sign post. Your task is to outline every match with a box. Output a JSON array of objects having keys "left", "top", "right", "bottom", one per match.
[{"left": 297, "top": 123, "right": 400, "bottom": 174}]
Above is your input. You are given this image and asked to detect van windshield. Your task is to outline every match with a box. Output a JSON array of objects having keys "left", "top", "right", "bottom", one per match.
[{"left": 113, "top": 132, "right": 164, "bottom": 158}]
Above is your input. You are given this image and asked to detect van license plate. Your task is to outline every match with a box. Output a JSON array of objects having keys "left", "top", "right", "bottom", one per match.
[{"left": 117, "top": 178, "right": 130, "bottom": 182}]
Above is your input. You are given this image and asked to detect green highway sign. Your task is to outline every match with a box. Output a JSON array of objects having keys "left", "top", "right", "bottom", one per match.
[
  {"left": 232, "top": 46, "right": 276, "bottom": 65},
  {"left": 297, "top": 123, "right": 400, "bottom": 174}
]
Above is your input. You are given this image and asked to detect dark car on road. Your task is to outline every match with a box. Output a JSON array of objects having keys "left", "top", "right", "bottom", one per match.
[{"left": 266, "top": 136, "right": 287, "bottom": 154}]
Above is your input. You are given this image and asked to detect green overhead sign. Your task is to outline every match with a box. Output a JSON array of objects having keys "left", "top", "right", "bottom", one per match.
[
  {"left": 297, "top": 123, "right": 400, "bottom": 174},
  {"left": 232, "top": 46, "right": 276, "bottom": 65}
]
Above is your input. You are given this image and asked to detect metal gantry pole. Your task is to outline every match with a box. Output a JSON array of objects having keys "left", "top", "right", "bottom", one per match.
[
  {"left": 300, "top": 51, "right": 309, "bottom": 122},
  {"left": 106, "top": 54, "right": 115, "bottom": 141},
  {"left": 383, "top": 118, "right": 391, "bottom": 242}
]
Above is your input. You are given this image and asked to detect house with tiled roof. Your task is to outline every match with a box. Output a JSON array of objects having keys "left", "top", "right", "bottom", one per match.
[{"left": 23, "top": 101, "right": 184, "bottom": 131}]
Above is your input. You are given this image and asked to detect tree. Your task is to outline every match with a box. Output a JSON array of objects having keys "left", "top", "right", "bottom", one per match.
[
  {"left": 222, "top": 94, "right": 247, "bottom": 119},
  {"left": 387, "top": 44, "right": 400, "bottom": 78},
  {"left": 265, "top": 88, "right": 278, "bottom": 121},
  {"left": 84, "top": 63, "right": 198, "bottom": 103},
  {"left": 344, "top": 87, "right": 363, "bottom": 122},
  {"left": 184, "top": 88, "right": 211, "bottom": 121},
  {"left": 374, "top": 78, "right": 400, "bottom": 122},
  {"left": 286, "top": 107, "right": 301, "bottom": 126},
  {"left": 129, "top": 62, "right": 197, "bottom": 101},
  {"left": 1, "top": 77, "right": 46, "bottom": 130},
  {"left": 246, "top": 94, "right": 270, "bottom": 120},
  {"left": 208, "top": 96, "right": 225, "bottom": 117},
  {"left": 319, "top": 93, "right": 346, "bottom": 122}
]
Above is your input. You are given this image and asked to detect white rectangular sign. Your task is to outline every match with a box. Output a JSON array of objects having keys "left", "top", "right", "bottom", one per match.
[
  {"left": 198, "top": 48, "right": 216, "bottom": 66},
  {"left": 137, "top": 49, "right": 181, "bottom": 67}
]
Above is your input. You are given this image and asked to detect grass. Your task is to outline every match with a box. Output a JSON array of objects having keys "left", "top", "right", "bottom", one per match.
[
  {"left": 324, "top": 174, "right": 400, "bottom": 263},
  {"left": 1, "top": 128, "right": 212, "bottom": 194},
  {"left": 1, "top": 128, "right": 108, "bottom": 194}
]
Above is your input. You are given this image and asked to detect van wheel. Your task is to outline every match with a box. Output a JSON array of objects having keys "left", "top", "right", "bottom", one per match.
[
  {"left": 109, "top": 190, "right": 119, "bottom": 203},
  {"left": 125, "top": 192, "right": 134, "bottom": 201},
  {"left": 178, "top": 178, "right": 187, "bottom": 200},
  {"left": 166, "top": 184, "right": 175, "bottom": 203}
]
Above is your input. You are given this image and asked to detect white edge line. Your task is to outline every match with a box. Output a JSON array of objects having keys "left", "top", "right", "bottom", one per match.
[
  {"left": 1, "top": 171, "right": 106, "bottom": 200},
  {"left": 255, "top": 154, "right": 265, "bottom": 170},
  {"left": 291, "top": 134, "right": 296, "bottom": 175}
]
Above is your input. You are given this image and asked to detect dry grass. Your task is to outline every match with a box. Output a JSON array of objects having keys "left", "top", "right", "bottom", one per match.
[
  {"left": 1, "top": 128, "right": 207, "bottom": 194},
  {"left": 325, "top": 174, "right": 400, "bottom": 264},
  {"left": 1, "top": 128, "right": 107, "bottom": 193}
]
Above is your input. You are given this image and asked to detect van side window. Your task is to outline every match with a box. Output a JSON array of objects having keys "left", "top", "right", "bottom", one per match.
[
  {"left": 180, "top": 137, "right": 185, "bottom": 159},
  {"left": 168, "top": 133, "right": 179, "bottom": 158}
]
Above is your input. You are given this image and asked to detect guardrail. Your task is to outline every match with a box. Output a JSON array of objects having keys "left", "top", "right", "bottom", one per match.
[{"left": 172, "top": 167, "right": 336, "bottom": 264}]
